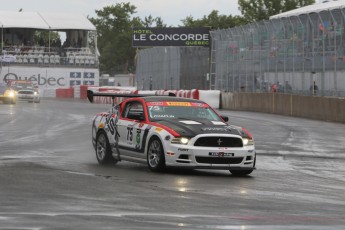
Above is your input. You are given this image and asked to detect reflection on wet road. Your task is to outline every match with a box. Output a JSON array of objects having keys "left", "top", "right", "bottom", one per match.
[{"left": 0, "top": 100, "right": 344, "bottom": 229}]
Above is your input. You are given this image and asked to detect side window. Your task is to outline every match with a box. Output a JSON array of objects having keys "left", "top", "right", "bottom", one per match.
[{"left": 122, "top": 101, "right": 145, "bottom": 120}]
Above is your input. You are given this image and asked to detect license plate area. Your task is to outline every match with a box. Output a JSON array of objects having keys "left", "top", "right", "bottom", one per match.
[{"left": 209, "top": 152, "right": 234, "bottom": 157}]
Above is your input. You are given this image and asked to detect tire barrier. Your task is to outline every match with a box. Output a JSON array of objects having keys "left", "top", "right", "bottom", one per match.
[{"left": 56, "top": 87, "right": 74, "bottom": 98}]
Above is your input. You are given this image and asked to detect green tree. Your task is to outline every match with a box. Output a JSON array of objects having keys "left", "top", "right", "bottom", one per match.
[
  {"left": 181, "top": 10, "right": 247, "bottom": 29},
  {"left": 238, "top": 0, "right": 315, "bottom": 22},
  {"left": 89, "top": 3, "right": 164, "bottom": 74},
  {"left": 141, "top": 15, "right": 166, "bottom": 27},
  {"left": 33, "top": 31, "right": 60, "bottom": 46}
]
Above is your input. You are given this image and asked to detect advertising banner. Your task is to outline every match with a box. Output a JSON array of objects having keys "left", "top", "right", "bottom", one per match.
[
  {"left": 1, "top": 66, "right": 99, "bottom": 94},
  {"left": 132, "top": 27, "right": 210, "bottom": 47}
]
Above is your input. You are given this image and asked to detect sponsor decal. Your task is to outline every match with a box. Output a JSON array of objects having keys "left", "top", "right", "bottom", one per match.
[
  {"left": 190, "top": 102, "right": 208, "bottom": 107},
  {"left": 212, "top": 121, "right": 226, "bottom": 125},
  {"left": 179, "top": 120, "right": 201, "bottom": 125},
  {"left": 201, "top": 127, "right": 228, "bottom": 131},
  {"left": 166, "top": 102, "right": 191, "bottom": 106},
  {"left": 155, "top": 127, "right": 163, "bottom": 132},
  {"left": 147, "top": 101, "right": 165, "bottom": 106},
  {"left": 147, "top": 101, "right": 208, "bottom": 107},
  {"left": 153, "top": 114, "right": 174, "bottom": 118},
  {"left": 178, "top": 148, "right": 189, "bottom": 152}
]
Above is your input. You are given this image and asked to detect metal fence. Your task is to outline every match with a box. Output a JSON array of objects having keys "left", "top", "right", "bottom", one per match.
[
  {"left": 135, "top": 47, "right": 209, "bottom": 90},
  {"left": 210, "top": 8, "right": 345, "bottom": 97}
]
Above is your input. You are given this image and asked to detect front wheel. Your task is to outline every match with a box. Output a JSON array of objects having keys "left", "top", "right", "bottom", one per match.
[
  {"left": 147, "top": 137, "right": 165, "bottom": 172},
  {"left": 96, "top": 131, "right": 117, "bottom": 165}
]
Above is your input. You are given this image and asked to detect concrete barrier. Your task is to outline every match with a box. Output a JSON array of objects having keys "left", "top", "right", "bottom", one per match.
[{"left": 221, "top": 92, "right": 345, "bottom": 123}]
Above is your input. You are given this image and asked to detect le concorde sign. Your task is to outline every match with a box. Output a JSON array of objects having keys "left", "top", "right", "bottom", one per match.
[{"left": 132, "top": 27, "right": 210, "bottom": 47}]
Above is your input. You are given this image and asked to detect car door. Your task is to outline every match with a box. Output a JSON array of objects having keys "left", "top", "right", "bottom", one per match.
[{"left": 117, "top": 99, "right": 147, "bottom": 160}]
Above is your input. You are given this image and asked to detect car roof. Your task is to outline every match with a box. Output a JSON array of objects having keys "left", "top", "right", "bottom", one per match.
[
  {"left": 142, "top": 96, "right": 205, "bottom": 104},
  {"left": 12, "top": 80, "right": 32, "bottom": 83}
]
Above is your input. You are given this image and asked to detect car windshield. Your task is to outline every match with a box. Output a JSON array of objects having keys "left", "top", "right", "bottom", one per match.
[
  {"left": 147, "top": 101, "right": 222, "bottom": 121},
  {"left": 12, "top": 82, "right": 33, "bottom": 90}
]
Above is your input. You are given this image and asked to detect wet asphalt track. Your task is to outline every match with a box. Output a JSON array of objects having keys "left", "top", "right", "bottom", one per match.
[{"left": 0, "top": 99, "right": 345, "bottom": 229}]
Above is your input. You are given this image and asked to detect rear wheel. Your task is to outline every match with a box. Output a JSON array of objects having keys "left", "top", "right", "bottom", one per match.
[
  {"left": 147, "top": 137, "right": 165, "bottom": 172},
  {"left": 96, "top": 130, "right": 117, "bottom": 165}
]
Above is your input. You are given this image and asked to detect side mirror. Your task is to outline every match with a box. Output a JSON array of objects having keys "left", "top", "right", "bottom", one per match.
[{"left": 220, "top": 115, "right": 229, "bottom": 122}]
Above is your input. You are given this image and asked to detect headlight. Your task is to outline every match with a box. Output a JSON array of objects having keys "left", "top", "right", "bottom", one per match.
[
  {"left": 8, "top": 90, "right": 15, "bottom": 97},
  {"left": 171, "top": 137, "right": 190, "bottom": 145},
  {"left": 243, "top": 138, "right": 254, "bottom": 146}
]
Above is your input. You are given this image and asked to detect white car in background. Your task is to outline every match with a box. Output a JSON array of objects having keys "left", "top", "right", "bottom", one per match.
[{"left": 10, "top": 80, "right": 40, "bottom": 103}]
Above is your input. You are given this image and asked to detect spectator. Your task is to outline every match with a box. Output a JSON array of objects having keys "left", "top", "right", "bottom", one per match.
[
  {"left": 284, "top": 81, "right": 292, "bottom": 93},
  {"left": 310, "top": 81, "right": 318, "bottom": 95},
  {"left": 271, "top": 82, "right": 277, "bottom": 93},
  {"left": 277, "top": 81, "right": 284, "bottom": 92},
  {"left": 39, "top": 37, "right": 45, "bottom": 46}
]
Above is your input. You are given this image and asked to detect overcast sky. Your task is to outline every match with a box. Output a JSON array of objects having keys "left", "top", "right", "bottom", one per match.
[{"left": 1, "top": 0, "right": 241, "bottom": 26}]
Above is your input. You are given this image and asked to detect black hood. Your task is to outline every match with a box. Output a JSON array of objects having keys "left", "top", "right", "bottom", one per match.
[{"left": 152, "top": 118, "right": 242, "bottom": 137}]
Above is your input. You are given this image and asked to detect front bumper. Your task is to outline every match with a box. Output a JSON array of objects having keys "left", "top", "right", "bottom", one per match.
[
  {"left": 164, "top": 134, "right": 256, "bottom": 170},
  {"left": 16, "top": 93, "right": 40, "bottom": 101}
]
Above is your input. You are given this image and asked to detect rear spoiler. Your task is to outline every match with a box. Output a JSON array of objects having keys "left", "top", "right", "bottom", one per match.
[{"left": 87, "top": 90, "right": 175, "bottom": 105}]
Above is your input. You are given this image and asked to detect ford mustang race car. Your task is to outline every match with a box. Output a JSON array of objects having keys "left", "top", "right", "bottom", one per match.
[
  {"left": 88, "top": 91, "right": 256, "bottom": 176},
  {"left": 10, "top": 80, "right": 40, "bottom": 103}
]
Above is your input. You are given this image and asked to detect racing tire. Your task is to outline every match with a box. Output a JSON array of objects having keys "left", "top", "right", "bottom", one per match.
[
  {"left": 95, "top": 130, "right": 117, "bottom": 165},
  {"left": 147, "top": 137, "right": 166, "bottom": 172},
  {"left": 229, "top": 169, "right": 253, "bottom": 176}
]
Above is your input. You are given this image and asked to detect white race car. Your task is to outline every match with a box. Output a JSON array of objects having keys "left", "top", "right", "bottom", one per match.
[{"left": 88, "top": 91, "right": 256, "bottom": 176}]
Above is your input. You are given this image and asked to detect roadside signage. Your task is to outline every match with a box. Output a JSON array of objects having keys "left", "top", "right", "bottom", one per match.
[{"left": 132, "top": 27, "right": 210, "bottom": 47}]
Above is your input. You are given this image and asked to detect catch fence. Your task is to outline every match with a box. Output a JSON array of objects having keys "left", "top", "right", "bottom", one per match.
[{"left": 210, "top": 7, "right": 345, "bottom": 97}]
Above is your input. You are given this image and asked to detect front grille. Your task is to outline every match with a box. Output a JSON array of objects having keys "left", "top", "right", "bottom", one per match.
[
  {"left": 195, "top": 156, "right": 243, "bottom": 164},
  {"left": 18, "top": 91, "right": 34, "bottom": 95},
  {"left": 194, "top": 137, "right": 243, "bottom": 147}
]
